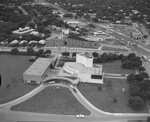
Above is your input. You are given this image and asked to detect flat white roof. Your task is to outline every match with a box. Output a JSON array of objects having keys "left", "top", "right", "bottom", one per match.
[
  {"left": 13, "top": 28, "right": 34, "bottom": 34},
  {"left": 66, "top": 62, "right": 103, "bottom": 75},
  {"left": 23, "top": 58, "right": 52, "bottom": 76}
]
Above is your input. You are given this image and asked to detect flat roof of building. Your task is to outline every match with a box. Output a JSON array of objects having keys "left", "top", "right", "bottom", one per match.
[
  {"left": 66, "top": 62, "right": 102, "bottom": 75},
  {"left": 23, "top": 58, "right": 52, "bottom": 76},
  {"left": 13, "top": 27, "right": 34, "bottom": 34}
]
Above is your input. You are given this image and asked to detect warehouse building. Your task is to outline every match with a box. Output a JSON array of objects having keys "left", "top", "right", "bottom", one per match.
[{"left": 23, "top": 58, "right": 53, "bottom": 84}]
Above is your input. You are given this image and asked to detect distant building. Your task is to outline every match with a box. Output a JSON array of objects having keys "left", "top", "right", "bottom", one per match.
[
  {"left": 47, "top": 37, "right": 101, "bottom": 49},
  {"left": 12, "top": 27, "right": 34, "bottom": 36},
  {"left": 131, "top": 31, "right": 143, "bottom": 40},
  {"left": 60, "top": 52, "right": 103, "bottom": 84},
  {"left": 23, "top": 58, "right": 53, "bottom": 84}
]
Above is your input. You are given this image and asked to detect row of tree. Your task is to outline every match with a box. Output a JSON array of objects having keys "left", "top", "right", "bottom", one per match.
[
  {"left": 11, "top": 47, "right": 51, "bottom": 57},
  {"left": 127, "top": 72, "right": 150, "bottom": 110}
]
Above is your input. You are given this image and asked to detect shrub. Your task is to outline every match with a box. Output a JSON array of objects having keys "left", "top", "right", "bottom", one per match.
[
  {"left": 11, "top": 48, "right": 19, "bottom": 55},
  {"left": 128, "top": 96, "right": 144, "bottom": 110},
  {"left": 27, "top": 47, "right": 35, "bottom": 54}
]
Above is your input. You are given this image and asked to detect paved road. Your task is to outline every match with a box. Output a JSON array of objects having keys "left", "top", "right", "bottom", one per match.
[
  {"left": 0, "top": 78, "right": 149, "bottom": 122},
  {"left": 0, "top": 46, "right": 130, "bottom": 56}
]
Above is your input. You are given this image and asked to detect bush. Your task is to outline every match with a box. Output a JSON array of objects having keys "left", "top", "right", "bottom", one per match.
[
  {"left": 128, "top": 96, "right": 144, "bottom": 110},
  {"left": 92, "top": 52, "right": 99, "bottom": 58},
  {"left": 44, "top": 49, "right": 51, "bottom": 54},
  {"left": 27, "top": 47, "right": 35, "bottom": 54},
  {"left": 11, "top": 48, "right": 19, "bottom": 55},
  {"left": 129, "top": 84, "right": 142, "bottom": 96},
  {"left": 62, "top": 52, "right": 70, "bottom": 57}
]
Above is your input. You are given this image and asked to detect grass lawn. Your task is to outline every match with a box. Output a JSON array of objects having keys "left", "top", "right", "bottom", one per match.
[
  {"left": 11, "top": 86, "right": 90, "bottom": 115},
  {"left": 78, "top": 78, "right": 148, "bottom": 113},
  {"left": 101, "top": 60, "right": 135, "bottom": 74},
  {"left": 0, "top": 54, "right": 37, "bottom": 104},
  {"left": 101, "top": 46, "right": 128, "bottom": 52}
]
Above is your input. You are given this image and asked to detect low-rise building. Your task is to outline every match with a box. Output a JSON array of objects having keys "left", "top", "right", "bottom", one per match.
[
  {"left": 23, "top": 58, "right": 53, "bottom": 84},
  {"left": 131, "top": 31, "right": 143, "bottom": 40},
  {"left": 60, "top": 52, "right": 103, "bottom": 84},
  {"left": 12, "top": 27, "right": 34, "bottom": 36}
]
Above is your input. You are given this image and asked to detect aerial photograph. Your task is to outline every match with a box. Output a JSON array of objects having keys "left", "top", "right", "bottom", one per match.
[{"left": 0, "top": 0, "right": 150, "bottom": 122}]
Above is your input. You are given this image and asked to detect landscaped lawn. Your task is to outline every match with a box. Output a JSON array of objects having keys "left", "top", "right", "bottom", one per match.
[
  {"left": 100, "top": 60, "right": 135, "bottom": 74},
  {"left": 0, "top": 54, "right": 37, "bottom": 104},
  {"left": 11, "top": 86, "right": 91, "bottom": 115},
  {"left": 78, "top": 78, "right": 148, "bottom": 113}
]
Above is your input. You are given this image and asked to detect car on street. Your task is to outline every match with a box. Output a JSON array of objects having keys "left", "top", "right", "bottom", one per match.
[{"left": 76, "top": 114, "right": 85, "bottom": 118}]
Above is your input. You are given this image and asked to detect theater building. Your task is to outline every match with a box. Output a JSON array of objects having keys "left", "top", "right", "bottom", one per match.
[{"left": 60, "top": 52, "right": 103, "bottom": 84}]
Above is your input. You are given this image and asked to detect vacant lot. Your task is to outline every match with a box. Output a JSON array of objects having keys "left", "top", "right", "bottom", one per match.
[
  {"left": 0, "top": 54, "right": 37, "bottom": 104},
  {"left": 102, "top": 60, "right": 135, "bottom": 74},
  {"left": 11, "top": 86, "right": 90, "bottom": 115},
  {"left": 78, "top": 78, "right": 148, "bottom": 113}
]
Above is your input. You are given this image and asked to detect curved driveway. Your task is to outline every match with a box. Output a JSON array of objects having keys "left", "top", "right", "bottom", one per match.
[{"left": 0, "top": 77, "right": 150, "bottom": 122}]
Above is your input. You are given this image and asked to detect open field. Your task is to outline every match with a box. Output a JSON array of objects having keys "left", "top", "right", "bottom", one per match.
[
  {"left": 0, "top": 54, "right": 37, "bottom": 104},
  {"left": 78, "top": 78, "right": 148, "bottom": 113},
  {"left": 101, "top": 60, "right": 135, "bottom": 74},
  {"left": 11, "top": 86, "right": 90, "bottom": 115}
]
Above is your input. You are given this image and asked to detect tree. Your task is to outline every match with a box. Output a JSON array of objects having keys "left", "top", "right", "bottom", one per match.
[
  {"left": 121, "top": 56, "right": 128, "bottom": 62},
  {"left": 92, "top": 17, "right": 99, "bottom": 22},
  {"left": 92, "top": 52, "right": 99, "bottom": 58},
  {"left": 63, "top": 13, "right": 73, "bottom": 18},
  {"left": 28, "top": 22, "right": 35, "bottom": 28},
  {"left": 50, "top": 63, "right": 54, "bottom": 69},
  {"left": 84, "top": 14, "right": 91, "bottom": 20},
  {"left": 140, "top": 72, "right": 149, "bottom": 79},
  {"left": 130, "top": 84, "right": 142, "bottom": 96},
  {"left": 101, "top": 53, "right": 108, "bottom": 62},
  {"left": 43, "top": 29, "right": 51, "bottom": 35},
  {"left": 27, "top": 47, "right": 35, "bottom": 54},
  {"left": 11, "top": 48, "right": 19, "bottom": 55},
  {"left": 128, "top": 96, "right": 144, "bottom": 110},
  {"left": 37, "top": 26, "right": 45, "bottom": 33},
  {"left": 138, "top": 66, "right": 145, "bottom": 72},
  {"left": 38, "top": 49, "right": 44, "bottom": 55},
  {"left": 44, "top": 49, "right": 51, "bottom": 54},
  {"left": 144, "top": 89, "right": 150, "bottom": 100},
  {"left": 132, "top": 61, "right": 141, "bottom": 69},
  {"left": 62, "top": 52, "right": 70, "bottom": 57},
  {"left": 94, "top": 56, "right": 104, "bottom": 63},
  {"left": 128, "top": 53, "right": 136, "bottom": 59},
  {"left": 139, "top": 79, "right": 150, "bottom": 92},
  {"left": 135, "top": 74, "right": 144, "bottom": 82},
  {"left": 127, "top": 73, "right": 135, "bottom": 83},
  {"left": 72, "top": 52, "right": 76, "bottom": 58}
]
